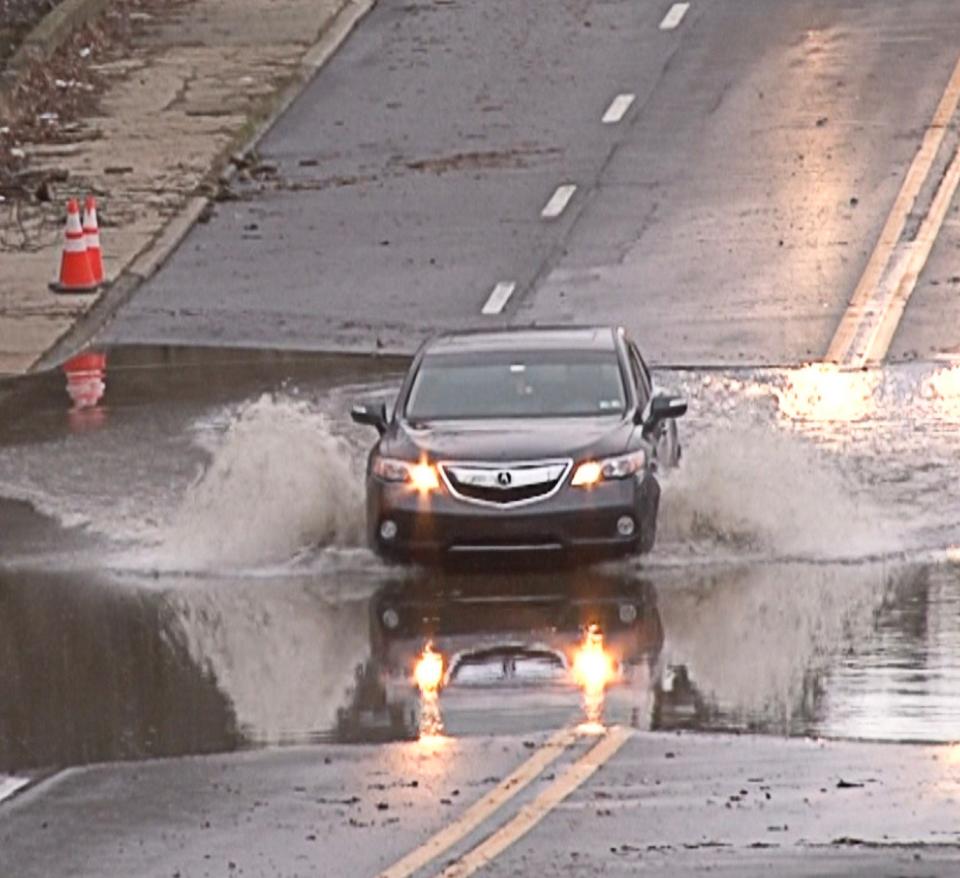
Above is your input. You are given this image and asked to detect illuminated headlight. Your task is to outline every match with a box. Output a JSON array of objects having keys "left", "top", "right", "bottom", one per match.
[
  {"left": 571, "top": 449, "right": 647, "bottom": 487},
  {"left": 372, "top": 456, "right": 440, "bottom": 493}
]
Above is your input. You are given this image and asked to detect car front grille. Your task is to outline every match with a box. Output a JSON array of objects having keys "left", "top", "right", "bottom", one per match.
[{"left": 440, "top": 459, "right": 571, "bottom": 508}]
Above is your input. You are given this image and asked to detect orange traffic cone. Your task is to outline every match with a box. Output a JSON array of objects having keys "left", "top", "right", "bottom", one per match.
[
  {"left": 49, "top": 198, "right": 99, "bottom": 294},
  {"left": 82, "top": 196, "right": 104, "bottom": 285}
]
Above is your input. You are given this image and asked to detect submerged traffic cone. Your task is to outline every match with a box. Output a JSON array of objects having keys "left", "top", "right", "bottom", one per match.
[
  {"left": 49, "top": 198, "right": 99, "bottom": 294},
  {"left": 82, "top": 196, "right": 104, "bottom": 285}
]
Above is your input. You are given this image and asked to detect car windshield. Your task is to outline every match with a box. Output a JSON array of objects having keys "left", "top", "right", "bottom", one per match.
[{"left": 405, "top": 350, "right": 627, "bottom": 419}]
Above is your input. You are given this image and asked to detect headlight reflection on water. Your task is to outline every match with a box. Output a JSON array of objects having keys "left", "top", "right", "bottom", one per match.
[
  {"left": 410, "top": 632, "right": 622, "bottom": 740},
  {"left": 414, "top": 643, "right": 445, "bottom": 693},
  {"left": 571, "top": 625, "right": 618, "bottom": 731},
  {"left": 774, "top": 363, "right": 881, "bottom": 424},
  {"left": 922, "top": 363, "right": 960, "bottom": 407},
  {"left": 414, "top": 643, "right": 446, "bottom": 740}
]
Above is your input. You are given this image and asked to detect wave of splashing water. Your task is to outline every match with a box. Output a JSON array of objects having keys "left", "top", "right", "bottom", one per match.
[
  {"left": 655, "top": 361, "right": 960, "bottom": 562},
  {"left": 657, "top": 423, "right": 894, "bottom": 561},
  {"left": 4, "top": 360, "right": 957, "bottom": 574},
  {"left": 146, "top": 395, "right": 366, "bottom": 572}
]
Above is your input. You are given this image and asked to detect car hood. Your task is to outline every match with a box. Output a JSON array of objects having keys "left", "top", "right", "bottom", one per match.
[{"left": 385, "top": 417, "right": 636, "bottom": 462}]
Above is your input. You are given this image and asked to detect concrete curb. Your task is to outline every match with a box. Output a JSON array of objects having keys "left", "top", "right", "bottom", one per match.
[
  {"left": 29, "top": 0, "right": 377, "bottom": 372},
  {"left": 0, "top": 0, "right": 113, "bottom": 115},
  {"left": 223, "top": 0, "right": 375, "bottom": 186},
  {"left": 32, "top": 196, "right": 210, "bottom": 370}
]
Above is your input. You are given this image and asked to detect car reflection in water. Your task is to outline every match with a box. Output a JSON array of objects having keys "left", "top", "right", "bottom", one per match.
[{"left": 336, "top": 569, "right": 665, "bottom": 742}]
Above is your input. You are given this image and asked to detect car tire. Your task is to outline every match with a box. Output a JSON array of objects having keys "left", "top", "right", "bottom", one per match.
[{"left": 637, "top": 475, "right": 661, "bottom": 554}]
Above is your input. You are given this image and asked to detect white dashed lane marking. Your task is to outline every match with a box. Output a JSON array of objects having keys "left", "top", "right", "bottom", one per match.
[
  {"left": 540, "top": 184, "right": 577, "bottom": 219},
  {"left": 659, "top": 2, "right": 690, "bottom": 30},
  {"left": 602, "top": 93, "right": 635, "bottom": 124},
  {"left": 481, "top": 281, "right": 517, "bottom": 315}
]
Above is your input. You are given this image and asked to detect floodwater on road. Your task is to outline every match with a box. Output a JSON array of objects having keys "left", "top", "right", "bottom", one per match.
[{"left": 0, "top": 346, "right": 958, "bottom": 775}]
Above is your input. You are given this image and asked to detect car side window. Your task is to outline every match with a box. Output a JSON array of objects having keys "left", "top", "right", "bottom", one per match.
[{"left": 627, "top": 343, "right": 652, "bottom": 407}]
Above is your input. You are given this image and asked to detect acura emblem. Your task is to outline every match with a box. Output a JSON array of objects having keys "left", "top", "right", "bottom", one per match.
[{"left": 496, "top": 471, "right": 512, "bottom": 487}]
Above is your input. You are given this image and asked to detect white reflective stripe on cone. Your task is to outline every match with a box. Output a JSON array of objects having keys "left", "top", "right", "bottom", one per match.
[{"left": 64, "top": 236, "right": 88, "bottom": 253}]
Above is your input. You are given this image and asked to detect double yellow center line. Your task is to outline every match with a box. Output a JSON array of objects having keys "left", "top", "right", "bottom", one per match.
[
  {"left": 826, "top": 56, "right": 960, "bottom": 367},
  {"left": 377, "top": 725, "right": 631, "bottom": 878}
]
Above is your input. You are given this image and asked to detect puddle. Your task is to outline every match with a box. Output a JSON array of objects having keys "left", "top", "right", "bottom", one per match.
[
  {"left": 1, "top": 346, "right": 959, "bottom": 772},
  {"left": 0, "top": 568, "right": 241, "bottom": 771},
  {"left": 2, "top": 559, "right": 958, "bottom": 773}
]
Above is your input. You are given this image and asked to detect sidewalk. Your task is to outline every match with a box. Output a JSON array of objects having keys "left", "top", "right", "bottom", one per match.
[{"left": 0, "top": 0, "right": 365, "bottom": 375}]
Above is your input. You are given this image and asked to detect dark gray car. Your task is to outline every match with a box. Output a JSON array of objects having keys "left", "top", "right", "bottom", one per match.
[{"left": 351, "top": 326, "right": 686, "bottom": 565}]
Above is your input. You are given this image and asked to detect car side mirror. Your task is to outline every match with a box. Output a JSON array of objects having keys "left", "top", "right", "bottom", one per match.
[
  {"left": 351, "top": 401, "right": 389, "bottom": 435},
  {"left": 638, "top": 393, "right": 688, "bottom": 431}
]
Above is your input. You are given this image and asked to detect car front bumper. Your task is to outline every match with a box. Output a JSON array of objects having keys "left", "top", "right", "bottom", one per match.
[{"left": 367, "top": 472, "right": 660, "bottom": 564}]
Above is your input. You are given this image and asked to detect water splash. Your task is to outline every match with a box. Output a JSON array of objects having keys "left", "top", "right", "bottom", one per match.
[
  {"left": 659, "top": 424, "right": 892, "bottom": 560},
  {"left": 153, "top": 395, "right": 365, "bottom": 571}
]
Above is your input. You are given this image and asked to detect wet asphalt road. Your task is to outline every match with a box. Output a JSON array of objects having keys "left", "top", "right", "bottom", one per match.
[
  {"left": 5, "top": 0, "right": 960, "bottom": 874},
  {"left": 105, "top": 0, "right": 960, "bottom": 364}
]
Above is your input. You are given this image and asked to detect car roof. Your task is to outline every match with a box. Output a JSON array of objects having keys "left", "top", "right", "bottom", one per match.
[{"left": 423, "top": 326, "right": 621, "bottom": 355}]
